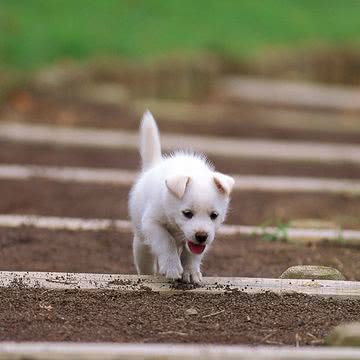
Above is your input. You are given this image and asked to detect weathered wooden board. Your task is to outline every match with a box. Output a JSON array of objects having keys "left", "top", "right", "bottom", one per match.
[
  {"left": 0, "top": 342, "right": 360, "bottom": 360},
  {"left": 3, "top": 271, "right": 360, "bottom": 298}
]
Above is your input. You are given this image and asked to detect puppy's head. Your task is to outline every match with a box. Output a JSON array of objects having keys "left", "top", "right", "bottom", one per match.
[{"left": 165, "top": 171, "right": 234, "bottom": 255}]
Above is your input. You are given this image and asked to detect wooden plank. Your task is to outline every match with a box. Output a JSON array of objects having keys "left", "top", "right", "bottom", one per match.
[
  {"left": 0, "top": 215, "right": 359, "bottom": 244},
  {"left": 1, "top": 122, "right": 360, "bottom": 164},
  {"left": 219, "top": 76, "right": 360, "bottom": 112},
  {"left": 133, "top": 98, "right": 360, "bottom": 133},
  {"left": 221, "top": 224, "right": 360, "bottom": 243},
  {"left": 0, "top": 164, "right": 136, "bottom": 186},
  {"left": 0, "top": 215, "right": 132, "bottom": 232},
  {"left": 3, "top": 271, "right": 360, "bottom": 298},
  {"left": 2, "top": 164, "right": 360, "bottom": 194},
  {"left": 1, "top": 342, "right": 360, "bottom": 360}
]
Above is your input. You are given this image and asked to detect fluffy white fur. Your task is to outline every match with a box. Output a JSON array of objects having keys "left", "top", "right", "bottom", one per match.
[{"left": 128, "top": 111, "right": 234, "bottom": 283}]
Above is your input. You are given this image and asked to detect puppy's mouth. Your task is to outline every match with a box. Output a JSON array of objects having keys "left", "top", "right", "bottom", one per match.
[{"left": 187, "top": 241, "right": 206, "bottom": 255}]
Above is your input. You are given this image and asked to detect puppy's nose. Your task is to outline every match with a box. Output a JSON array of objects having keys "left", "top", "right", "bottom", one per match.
[{"left": 195, "top": 232, "right": 208, "bottom": 243}]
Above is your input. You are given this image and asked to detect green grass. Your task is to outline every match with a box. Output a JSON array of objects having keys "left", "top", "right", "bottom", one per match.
[
  {"left": 1, "top": 0, "right": 360, "bottom": 69},
  {"left": 257, "top": 221, "right": 290, "bottom": 243}
]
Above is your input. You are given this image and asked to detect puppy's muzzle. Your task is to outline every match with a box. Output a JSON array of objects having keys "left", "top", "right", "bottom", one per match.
[{"left": 195, "top": 231, "right": 208, "bottom": 244}]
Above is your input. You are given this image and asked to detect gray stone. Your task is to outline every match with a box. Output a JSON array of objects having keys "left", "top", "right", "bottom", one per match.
[
  {"left": 185, "top": 308, "right": 198, "bottom": 315},
  {"left": 280, "top": 265, "right": 345, "bottom": 280},
  {"left": 326, "top": 323, "right": 360, "bottom": 346}
]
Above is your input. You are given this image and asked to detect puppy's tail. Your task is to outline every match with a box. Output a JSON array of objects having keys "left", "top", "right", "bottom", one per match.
[{"left": 139, "top": 110, "right": 162, "bottom": 170}]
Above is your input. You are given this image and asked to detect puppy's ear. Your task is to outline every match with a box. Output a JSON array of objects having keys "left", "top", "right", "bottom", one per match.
[
  {"left": 213, "top": 172, "right": 234, "bottom": 195},
  {"left": 166, "top": 175, "right": 190, "bottom": 199}
]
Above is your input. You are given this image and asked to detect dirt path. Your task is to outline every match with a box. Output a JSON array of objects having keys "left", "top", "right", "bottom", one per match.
[
  {"left": 1, "top": 227, "right": 360, "bottom": 280},
  {"left": 2, "top": 287, "right": 360, "bottom": 345},
  {"left": 1, "top": 84, "right": 360, "bottom": 347},
  {"left": 4, "top": 91, "right": 360, "bottom": 143},
  {"left": 1, "top": 179, "right": 359, "bottom": 228},
  {"left": 3, "top": 142, "right": 360, "bottom": 179}
]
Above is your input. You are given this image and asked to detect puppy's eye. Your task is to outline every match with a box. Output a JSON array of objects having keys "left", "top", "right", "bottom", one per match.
[
  {"left": 182, "top": 210, "right": 194, "bottom": 219},
  {"left": 210, "top": 211, "right": 219, "bottom": 220}
]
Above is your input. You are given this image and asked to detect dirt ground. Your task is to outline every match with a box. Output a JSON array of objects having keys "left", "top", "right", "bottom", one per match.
[
  {"left": 2, "top": 287, "right": 360, "bottom": 345},
  {"left": 1, "top": 83, "right": 360, "bottom": 347},
  {"left": 1, "top": 227, "right": 360, "bottom": 280},
  {"left": 3, "top": 142, "right": 360, "bottom": 179},
  {"left": 1, "top": 178, "right": 359, "bottom": 228},
  {"left": 4, "top": 90, "right": 360, "bottom": 144}
]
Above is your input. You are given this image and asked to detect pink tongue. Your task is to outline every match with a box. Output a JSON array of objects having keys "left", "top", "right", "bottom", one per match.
[{"left": 188, "top": 241, "right": 206, "bottom": 255}]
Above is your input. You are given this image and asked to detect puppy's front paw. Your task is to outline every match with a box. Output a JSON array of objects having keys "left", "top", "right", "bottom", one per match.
[
  {"left": 159, "top": 256, "right": 183, "bottom": 280},
  {"left": 182, "top": 269, "right": 203, "bottom": 284}
]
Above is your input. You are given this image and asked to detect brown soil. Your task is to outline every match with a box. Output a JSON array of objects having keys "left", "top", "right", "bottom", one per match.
[
  {"left": 1, "top": 287, "right": 360, "bottom": 345},
  {"left": 3, "top": 141, "right": 360, "bottom": 179},
  {"left": 4, "top": 91, "right": 360, "bottom": 144},
  {"left": 2, "top": 73, "right": 360, "bottom": 347},
  {"left": 0, "top": 142, "right": 140, "bottom": 171},
  {"left": 1, "top": 227, "right": 360, "bottom": 281},
  {"left": 1, "top": 179, "right": 359, "bottom": 228}
]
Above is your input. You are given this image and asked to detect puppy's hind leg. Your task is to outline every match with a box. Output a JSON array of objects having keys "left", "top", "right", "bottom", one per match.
[{"left": 133, "top": 233, "right": 157, "bottom": 275}]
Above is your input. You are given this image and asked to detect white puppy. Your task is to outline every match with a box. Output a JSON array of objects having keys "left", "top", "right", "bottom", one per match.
[{"left": 128, "top": 111, "right": 234, "bottom": 283}]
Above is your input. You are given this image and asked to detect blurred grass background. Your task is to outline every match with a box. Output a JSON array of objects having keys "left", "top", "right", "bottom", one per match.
[{"left": 1, "top": 0, "right": 360, "bottom": 70}]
